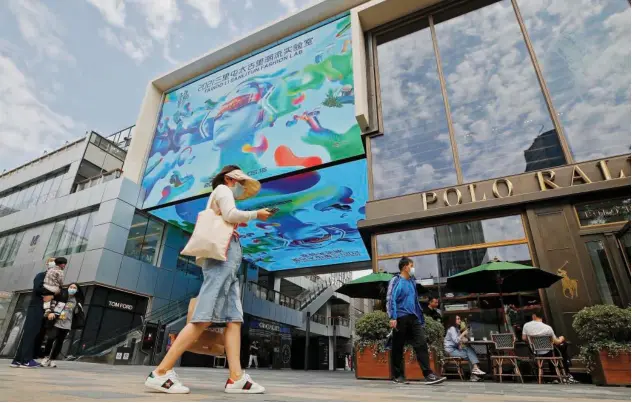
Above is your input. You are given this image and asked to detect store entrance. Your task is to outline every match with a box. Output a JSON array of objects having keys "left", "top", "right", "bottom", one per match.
[{"left": 582, "top": 233, "right": 630, "bottom": 307}]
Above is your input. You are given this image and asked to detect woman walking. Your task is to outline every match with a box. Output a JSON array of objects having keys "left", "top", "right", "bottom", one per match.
[
  {"left": 41, "top": 283, "right": 85, "bottom": 367},
  {"left": 144, "top": 165, "right": 273, "bottom": 394}
]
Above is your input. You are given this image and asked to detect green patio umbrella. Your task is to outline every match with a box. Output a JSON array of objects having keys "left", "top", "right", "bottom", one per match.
[
  {"left": 446, "top": 258, "right": 562, "bottom": 330},
  {"left": 336, "top": 272, "right": 426, "bottom": 299}
]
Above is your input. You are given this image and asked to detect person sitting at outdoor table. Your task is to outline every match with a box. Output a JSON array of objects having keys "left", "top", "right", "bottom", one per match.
[
  {"left": 422, "top": 296, "right": 442, "bottom": 322},
  {"left": 444, "top": 315, "right": 486, "bottom": 381},
  {"left": 521, "top": 309, "right": 579, "bottom": 384}
]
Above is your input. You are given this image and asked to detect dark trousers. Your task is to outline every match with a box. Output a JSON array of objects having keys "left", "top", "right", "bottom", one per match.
[
  {"left": 13, "top": 305, "right": 44, "bottom": 363},
  {"left": 34, "top": 319, "right": 48, "bottom": 359},
  {"left": 391, "top": 314, "right": 433, "bottom": 378},
  {"left": 543, "top": 342, "right": 571, "bottom": 375},
  {"left": 43, "top": 328, "right": 70, "bottom": 360}
]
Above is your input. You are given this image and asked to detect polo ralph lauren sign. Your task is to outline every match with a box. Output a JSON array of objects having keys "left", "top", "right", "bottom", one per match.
[{"left": 420, "top": 156, "right": 631, "bottom": 211}]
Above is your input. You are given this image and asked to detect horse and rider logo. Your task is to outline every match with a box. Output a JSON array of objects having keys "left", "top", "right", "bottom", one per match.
[{"left": 556, "top": 261, "right": 579, "bottom": 299}]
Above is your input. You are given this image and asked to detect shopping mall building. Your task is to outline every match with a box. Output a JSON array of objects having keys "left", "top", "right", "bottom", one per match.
[{"left": 0, "top": 0, "right": 629, "bottom": 368}]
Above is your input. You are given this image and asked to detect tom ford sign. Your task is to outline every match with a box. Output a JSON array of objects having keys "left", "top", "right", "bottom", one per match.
[{"left": 421, "top": 156, "right": 631, "bottom": 211}]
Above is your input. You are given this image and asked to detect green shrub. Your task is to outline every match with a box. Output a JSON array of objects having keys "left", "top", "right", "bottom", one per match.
[
  {"left": 572, "top": 304, "right": 631, "bottom": 371},
  {"left": 355, "top": 311, "right": 390, "bottom": 342}
]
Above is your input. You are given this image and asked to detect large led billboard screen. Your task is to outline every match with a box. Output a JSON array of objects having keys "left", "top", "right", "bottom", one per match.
[
  {"left": 148, "top": 159, "right": 369, "bottom": 271},
  {"left": 141, "top": 15, "right": 363, "bottom": 209}
]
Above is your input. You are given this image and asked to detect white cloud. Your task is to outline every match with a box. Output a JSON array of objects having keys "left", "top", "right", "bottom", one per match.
[
  {"left": 85, "top": 0, "right": 126, "bottom": 27},
  {"left": 0, "top": 54, "right": 79, "bottom": 171},
  {"left": 133, "top": 0, "right": 181, "bottom": 40},
  {"left": 279, "top": 0, "right": 298, "bottom": 13},
  {"left": 7, "top": 0, "right": 75, "bottom": 65},
  {"left": 184, "top": 0, "right": 222, "bottom": 28},
  {"left": 100, "top": 27, "right": 154, "bottom": 63}
]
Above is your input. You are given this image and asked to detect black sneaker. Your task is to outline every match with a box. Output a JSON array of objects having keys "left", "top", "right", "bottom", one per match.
[
  {"left": 392, "top": 376, "right": 409, "bottom": 384},
  {"left": 424, "top": 373, "right": 446, "bottom": 385}
]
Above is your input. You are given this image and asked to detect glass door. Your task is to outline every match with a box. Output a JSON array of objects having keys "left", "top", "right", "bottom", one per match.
[
  {"left": 583, "top": 235, "right": 629, "bottom": 307},
  {"left": 616, "top": 222, "right": 630, "bottom": 275}
]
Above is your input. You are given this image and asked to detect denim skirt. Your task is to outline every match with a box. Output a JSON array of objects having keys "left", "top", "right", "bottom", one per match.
[{"left": 190, "top": 237, "right": 243, "bottom": 323}]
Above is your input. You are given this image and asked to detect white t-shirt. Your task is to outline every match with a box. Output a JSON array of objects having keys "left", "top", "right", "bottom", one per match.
[{"left": 522, "top": 320, "right": 556, "bottom": 354}]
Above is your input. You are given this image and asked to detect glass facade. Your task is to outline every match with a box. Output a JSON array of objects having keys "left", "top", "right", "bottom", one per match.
[
  {"left": 124, "top": 213, "right": 165, "bottom": 265},
  {"left": 372, "top": 22, "right": 457, "bottom": 199},
  {"left": 575, "top": 197, "right": 631, "bottom": 227},
  {"left": 0, "top": 169, "right": 67, "bottom": 218},
  {"left": 44, "top": 211, "right": 96, "bottom": 258},
  {"left": 375, "top": 214, "right": 538, "bottom": 336},
  {"left": 0, "top": 231, "right": 26, "bottom": 268},
  {"left": 370, "top": 0, "right": 630, "bottom": 200}
]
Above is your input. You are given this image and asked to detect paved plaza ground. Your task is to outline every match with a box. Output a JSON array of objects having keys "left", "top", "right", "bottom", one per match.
[{"left": 1, "top": 359, "right": 630, "bottom": 401}]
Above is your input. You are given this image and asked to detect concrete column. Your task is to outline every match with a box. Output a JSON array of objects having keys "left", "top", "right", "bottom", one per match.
[
  {"left": 326, "top": 302, "right": 333, "bottom": 371},
  {"left": 273, "top": 276, "right": 281, "bottom": 304}
]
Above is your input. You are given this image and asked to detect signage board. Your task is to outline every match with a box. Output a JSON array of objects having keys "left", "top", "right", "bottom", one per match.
[
  {"left": 141, "top": 14, "right": 362, "bottom": 209},
  {"left": 148, "top": 159, "right": 369, "bottom": 271}
]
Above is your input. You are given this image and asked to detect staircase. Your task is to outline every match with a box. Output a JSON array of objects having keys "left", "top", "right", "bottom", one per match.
[{"left": 297, "top": 272, "right": 351, "bottom": 310}]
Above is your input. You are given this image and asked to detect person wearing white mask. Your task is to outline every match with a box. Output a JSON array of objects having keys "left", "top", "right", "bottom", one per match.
[
  {"left": 145, "top": 165, "right": 272, "bottom": 395},
  {"left": 386, "top": 257, "right": 446, "bottom": 385}
]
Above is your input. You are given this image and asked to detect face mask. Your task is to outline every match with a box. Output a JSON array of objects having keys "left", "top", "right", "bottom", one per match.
[
  {"left": 68, "top": 289, "right": 77, "bottom": 296},
  {"left": 409, "top": 266, "right": 416, "bottom": 277},
  {"left": 47, "top": 261, "right": 56, "bottom": 269},
  {"left": 230, "top": 182, "right": 245, "bottom": 198}
]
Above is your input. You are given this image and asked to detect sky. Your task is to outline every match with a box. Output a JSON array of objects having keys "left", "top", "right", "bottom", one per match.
[{"left": 0, "top": 0, "right": 322, "bottom": 172}]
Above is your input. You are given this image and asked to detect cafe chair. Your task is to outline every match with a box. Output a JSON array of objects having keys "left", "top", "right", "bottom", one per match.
[
  {"left": 527, "top": 335, "right": 565, "bottom": 384},
  {"left": 441, "top": 357, "right": 466, "bottom": 380},
  {"left": 490, "top": 333, "right": 524, "bottom": 383}
]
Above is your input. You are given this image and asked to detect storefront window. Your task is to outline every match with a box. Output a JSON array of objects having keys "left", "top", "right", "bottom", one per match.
[
  {"left": 575, "top": 197, "right": 631, "bottom": 227},
  {"left": 434, "top": 0, "right": 563, "bottom": 182},
  {"left": 517, "top": 0, "right": 631, "bottom": 162},
  {"left": 377, "top": 215, "right": 525, "bottom": 256},
  {"left": 124, "top": 213, "right": 164, "bottom": 265},
  {"left": 44, "top": 211, "right": 96, "bottom": 258},
  {"left": 0, "top": 231, "right": 25, "bottom": 268},
  {"left": 372, "top": 21, "right": 458, "bottom": 199}
]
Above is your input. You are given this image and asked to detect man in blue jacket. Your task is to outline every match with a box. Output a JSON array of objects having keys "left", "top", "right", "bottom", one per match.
[{"left": 387, "top": 257, "right": 446, "bottom": 385}]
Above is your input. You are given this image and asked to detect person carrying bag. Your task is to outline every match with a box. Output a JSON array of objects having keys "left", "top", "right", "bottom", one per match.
[{"left": 144, "top": 165, "right": 275, "bottom": 395}]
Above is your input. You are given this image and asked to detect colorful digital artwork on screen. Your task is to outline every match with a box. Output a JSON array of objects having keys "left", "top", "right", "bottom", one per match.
[
  {"left": 141, "top": 15, "right": 362, "bottom": 209},
  {"left": 148, "top": 159, "right": 369, "bottom": 271}
]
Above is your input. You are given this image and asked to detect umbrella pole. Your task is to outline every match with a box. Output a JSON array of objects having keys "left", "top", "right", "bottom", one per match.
[{"left": 496, "top": 273, "right": 507, "bottom": 332}]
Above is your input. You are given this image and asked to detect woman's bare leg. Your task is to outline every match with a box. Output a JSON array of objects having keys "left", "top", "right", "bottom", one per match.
[
  {"left": 224, "top": 322, "right": 242, "bottom": 380},
  {"left": 155, "top": 322, "right": 210, "bottom": 375}
]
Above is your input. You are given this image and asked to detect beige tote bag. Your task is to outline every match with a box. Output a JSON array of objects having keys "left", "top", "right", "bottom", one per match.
[{"left": 181, "top": 191, "right": 234, "bottom": 263}]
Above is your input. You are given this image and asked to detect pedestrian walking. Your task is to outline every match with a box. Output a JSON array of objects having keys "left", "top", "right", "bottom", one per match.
[
  {"left": 386, "top": 257, "right": 446, "bottom": 385},
  {"left": 248, "top": 341, "right": 259, "bottom": 369},
  {"left": 40, "top": 283, "right": 85, "bottom": 368},
  {"left": 144, "top": 165, "right": 273, "bottom": 394},
  {"left": 10, "top": 258, "right": 64, "bottom": 368}
]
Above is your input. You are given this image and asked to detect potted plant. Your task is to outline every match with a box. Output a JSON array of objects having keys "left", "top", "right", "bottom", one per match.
[
  {"left": 354, "top": 311, "right": 391, "bottom": 379},
  {"left": 353, "top": 311, "right": 443, "bottom": 380},
  {"left": 572, "top": 304, "right": 631, "bottom": 386}
]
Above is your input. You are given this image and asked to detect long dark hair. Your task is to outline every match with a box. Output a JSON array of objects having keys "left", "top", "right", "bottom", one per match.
[
  {"left": 446, "top": 315, "right": 460, "bottom": 330},
  {"left": 211, "top": 165, "right": 241, "bottom": 190},
  {"left": 65, "top": 283, "right": 85, "bottom": 305}
]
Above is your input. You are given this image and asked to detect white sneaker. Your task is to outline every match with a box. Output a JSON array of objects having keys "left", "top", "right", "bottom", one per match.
[
  {"left": 225, "top": 373, "right": 265, "bottom": 394},
  {"left": 40, "top": 358, "right": 50, "bottom": 367},
  {"left": 48, "top": 361, "right": 57, "bottom": 368},
  {"left": 472, "top": 368, "right": 486, "bottom": 376},
  {"left": 145, "top": 370, "right": 190, "bottom": 394}
]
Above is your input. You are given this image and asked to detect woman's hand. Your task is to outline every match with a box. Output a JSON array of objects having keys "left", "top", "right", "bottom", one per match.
[
  {"left": 256, "top": 209, "right": 273, "bottom": 221},
  {"left": 47, "top": 313, "right": 55, "bottom": 320}
]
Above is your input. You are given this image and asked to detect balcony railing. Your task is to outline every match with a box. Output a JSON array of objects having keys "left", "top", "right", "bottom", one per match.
[
  {"left": 310, "top": 315, "right": 350, "bottom": 327},
  {"left": 73, "top": 169, "right": 122, "bottom": 193},
  {"left": 247, "top": 281, "right": 301, "bottom": 310}
]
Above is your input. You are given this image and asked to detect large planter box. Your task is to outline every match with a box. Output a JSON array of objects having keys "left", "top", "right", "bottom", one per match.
[
  {"left": 405, "top": 350, "right": 441, "bottom": 380},
  {"left": 355, "top": 345, "right": 391, "bottom": 380},
  {"left": 355, "top": 346, "right": 440, "bottom": 380},
  {"left": 592, "top": 351, "right": 631, "bottom": 386}
]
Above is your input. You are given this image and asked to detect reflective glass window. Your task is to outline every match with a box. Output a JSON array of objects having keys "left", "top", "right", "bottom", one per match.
[
  {"left": 517, "top": 0, "right": 631, "bottom": 161},
  {"left": 372, "top": 21, "right": 458, "bottom": 199},
  {"left": 124, "top": 214, "right": 149, "bottom": 260},
  {"left": 434, "top": 0, "right": 563, "bottom": 182}
]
